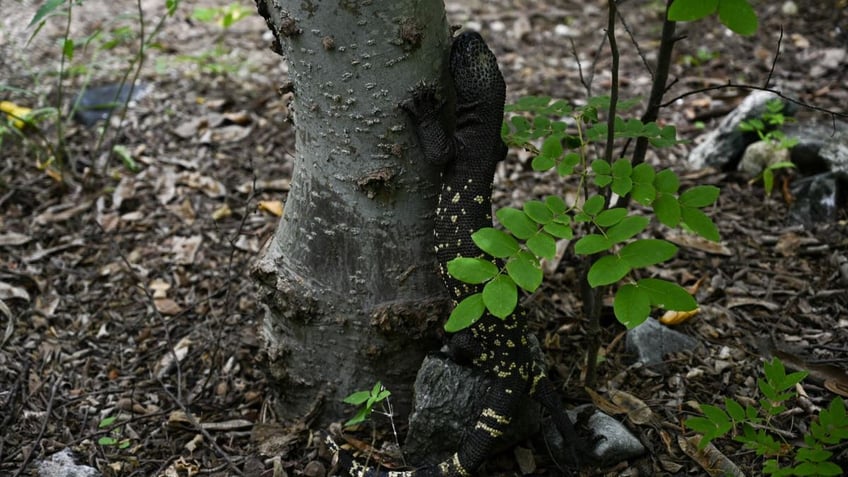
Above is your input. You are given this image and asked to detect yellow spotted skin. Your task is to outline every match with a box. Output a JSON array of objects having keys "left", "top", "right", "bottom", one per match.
[{"left": 337, "top": 31, "right": 581, "bottom": 477}]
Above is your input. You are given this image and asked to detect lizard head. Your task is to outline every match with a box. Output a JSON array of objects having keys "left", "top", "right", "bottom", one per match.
[{"left": 449, "top": 31, "right": 506, "bottom": 105}]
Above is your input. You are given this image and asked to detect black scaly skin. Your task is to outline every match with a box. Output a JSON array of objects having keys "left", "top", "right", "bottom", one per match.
[{"left": 330, "top": 32, "right": 580, "bottom": 477}]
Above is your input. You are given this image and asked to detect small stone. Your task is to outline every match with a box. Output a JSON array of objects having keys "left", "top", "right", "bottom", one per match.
[
  {"left": 781, "top": 1, "right": 798, "bottom": 16},
  {"left": 738, "top": 140, "right": 791, "bottom": 178}
]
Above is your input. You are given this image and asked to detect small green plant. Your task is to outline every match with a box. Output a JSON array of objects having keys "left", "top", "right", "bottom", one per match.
[
  {"left": 170, "top": 2, "right": 251, "bottom": 75},
  {"left": 11, "top": 0, "right": 181, "bottom": 178},
  {"left": 685, "top": 358, "right": 848, "bottom": 476},
  {"left": 343, "top": 381, "right": 392, "bottom": 427},
  {"left": 739, "top": 99, "right": 799, "bottom": 196},
  {"left": 443, "top": 95, "right": 718, "bottom": 332},
  {"left": 97, "top": 416, "right": 132, "bottom": 449}
]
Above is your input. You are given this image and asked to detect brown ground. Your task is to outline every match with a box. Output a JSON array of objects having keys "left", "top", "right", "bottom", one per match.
[{"left": 1, "top": 1, "right": 847, "bottom": 476}]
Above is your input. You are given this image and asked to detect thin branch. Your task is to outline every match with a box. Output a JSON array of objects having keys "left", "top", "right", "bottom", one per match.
[
  {"left": 604, "top": 2, "right": 619, "bottom": 163},
  {"left": 616, "top": 7, "right": 652, "bottom": 77},
  {"left": 569, "top": 38, "right": 590, "bottom": 97},
  {"left": 764, "top": 26, "right": 783, "bottom": 89},
  {"left": 631, "top": 0, "right": 677, "bottom": 168},
  {"left": 661, "top": 82, "right": 848, "bottom": 119}
]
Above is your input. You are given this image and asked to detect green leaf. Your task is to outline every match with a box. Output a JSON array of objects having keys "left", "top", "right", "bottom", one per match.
[
  {"left": 762, "top": 168, "right": 775, "bottom": 195},
  {"left": 543, "top": 222, "right": 573, "bottom": 239},
  {"left": 527, "top": 232, "right": 557, "bottom": 260},
  {"left": 345, "top": 406, "right": 370, "bottom": 427},
  {"left": 637, "top": 278, "right": 697, "bottom": 311},
  {"left": 607, "top": 216, "right": 650, "bottom": 243},
  {"left": 612, "top": 158, "right": 632, "bottom": 177},
  {"left": 445, "top": 293, "right": 485, "bottom": 332},
  {"left": 524, "top": 200, "right": 554, "bottom": 224},
  {"left": 594, "top": 174, "right": 613, "bottom": 188},
  {"left": 574, "top": 234, "right": 611, "bottom": 255},
  {"left": 591, "top": 159, "right": 611, "bottom": 175},
  {"left": 679, "top": 185, "right": 720, "bottom": 208},
  {"left": 681, "top": 207, "right": 720, "bottom": 242},
  {"left": 483, "top": 276, "right": 517, "bottom": 319},
  {"left": 718, "top": 0, "right": 758, "bottom": 36},
  {"left": 62, "top": 38, "right": 75, "bottom": 60},
  {"left": 343, "top": 390, "right": 372, "bottom": 405},
  {"left": 583, "top": 195, "right": 605, "bottom": 216},
  {"left": 98, "top": 436, "right": 119, "bottom": 446},
  {"left": 472, "top": 227, "right": 520, "bottom": 258},
  {"left": 588, "top": 255, "right": 630, "bottom": 287},
  {"left": 620, "top": 239, "right": 678, "bottom": 268},
  {"left": 654, "top": 169, "right": 680, "bottom": 193},
  {"left": 496, "top": 208, "right": 537, "bottom": 240},
  {"left": 541, "top": 134, "right": 563, "bottom": 158},
  {"left": 631, "top": 183, "right": 656, "bottom": 205},
  {"left": 668, "top": 0, "right": 718, "bottom": 21},
  {"left": 510, "top": 115, "right": 531, "bottom": 132},
  {"left": 28, "top": 0, "right": 67, "bottom": 27},
  {"left": 507, "top": 251, "right": 543, "bottom": 292},
  {"left": 613, "top": 284, "right": 651, "bottom": 328},
  {"left": 632, "top": 162, "right": 655, "bottom": 183},
  {"left": 595, "top": 208, "right": 627, "bottom": 227},
  {"left": 532, "top": 154, "right": 555, "bottom": 172},
  {"left": 447, "top": 257, "right": 499, "bottom": 284},
  {"left": 654, "top": 193, "right": 681, "bottom": 227},
  {"left": 611, "top": 175, "right": 633, "bottom": 197},
  {"left": 166, "top": 0, "right": 180, "bottom": 16},
  {"left": 99, "top": 416, "right": 117, "bottom": 428},
  {"left": 725, "top": 398, "right": 745, "bottom": 421},
  {"left": 545, "top": 195, "right": 567, "bottom": 214},
  {"left": 558, "top": 152, "right": 580, "bottom": 176},
  {"left": 112, "top": 145, "right": 140, "bottom": 172}
]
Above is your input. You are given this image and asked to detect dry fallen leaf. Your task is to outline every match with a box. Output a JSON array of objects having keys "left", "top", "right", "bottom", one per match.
[
  {"left": 0, "top": 232, "right": 31, "bottom": 246},
  {"left": 154, "top": 298, "right": 181, "bottom": 316},
  {"left": 660, "top": 308, "right": 700, "bottom": 325},
  {"left": 171, "top": 235, "right": 202, "bottom": 265},
  {"left": 212, "top": 203, "right": 232, "bottom": 221},
  {"left": 258, "top": 200, "right": 284, "bottom": 217},
  {"left": 665, "top": 232, "right": 733, "bottom": 256}
]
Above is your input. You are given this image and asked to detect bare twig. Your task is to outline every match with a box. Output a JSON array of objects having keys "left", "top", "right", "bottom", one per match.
[
  {"left": 764, "top": 26, "right": 783, "bottom": 89},
  {"left": 158, "top": 379, "right": 245, "bottom": 476},
  {"left": 13, "top": 377, "right": 60, "bottom": 477},
  {"left": 661, "top": 82, "right": 848, "bottom": 120}
]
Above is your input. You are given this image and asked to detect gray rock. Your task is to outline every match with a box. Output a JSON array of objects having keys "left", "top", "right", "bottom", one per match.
[
  {"left": 783, "top": 122, "right": 836, "bottom": 175},
  {"left": 625, "top": 318, "right": 699, "bottom": 369},
  {"left": 403, "top": 352, "right": 542, "bottom": 465},
  {"left": 542, "top": 405, "right": 645, "bottom": 469},
  {"left": 819, "top": 130, "right": 848, "bottom": 175},
  {"left": 688, "top": 91, "right": 790, "bottom": 171},
  {"left": 789, "top": 171, "right": 848, "bottom": 225},
  {"left": 38, "top": 449, "right": 101, "bottom": 477}
]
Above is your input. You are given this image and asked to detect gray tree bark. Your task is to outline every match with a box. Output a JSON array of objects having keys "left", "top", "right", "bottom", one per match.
[{"left": 252, "top": 0, "right": 452, "bottom": 424}]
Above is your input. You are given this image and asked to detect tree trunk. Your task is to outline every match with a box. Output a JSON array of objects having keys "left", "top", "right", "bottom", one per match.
[{"left": 252, "top": 0, "right": 452, "bottom": 425}]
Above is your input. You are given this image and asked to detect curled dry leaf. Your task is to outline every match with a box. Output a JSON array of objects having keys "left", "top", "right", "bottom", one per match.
[
  {"left": 177, "top": 171, "right": 226, "bottom": 198},
  {"left": 0, "top": 232, "right": 31, "bottom": 246},
  {"left": 212, "top": 203, "right": 232, "bottom": 221},
  {"left": 155, "top": 336, "right": 192, "bottom": 378},
  {"left": 149, "top": 279, "right": 171, "bottom": 299},
  {"left": 609, "top": 388, "right": 654, "bottom": 426},
  {"left": 665, "top": 232, "right": 732, "bottom": 256},
  {"left": 171, "top": 235, "right": 202, "bottom": 265},
  {"left": 154, "top": 298, "right": 181, "bottom": 316},
  {"left": 0, "top": 282, "right": 30, "bottom": 302},
  {"left": 660, "top": 308, "right": 700, "bottom": 325},
  {"left": 678, "top": 435, "right": 744, "bottom": 477},
  {"left": 258, "top": 200, "right": 284, "bottom": 217}
]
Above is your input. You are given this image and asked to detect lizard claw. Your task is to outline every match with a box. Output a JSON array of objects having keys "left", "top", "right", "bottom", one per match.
[{"left": 399, "top": 81, "right": 444, "bottom": 120}]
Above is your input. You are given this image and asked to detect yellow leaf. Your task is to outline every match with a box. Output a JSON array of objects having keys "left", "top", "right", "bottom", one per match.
[
  {"left": 659, "top": 308, "right": 700, "bottom": 325},
  {"left": 0, "top": 101, "right": 32, "bottom": 129},
  {"left": 258, "top": 200, "right": 284, "bottom": 217}
]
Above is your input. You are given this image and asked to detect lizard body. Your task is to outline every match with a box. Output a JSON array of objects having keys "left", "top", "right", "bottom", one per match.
[{"left": 333, "top": 31, "right": 580, "bottom": 477}]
